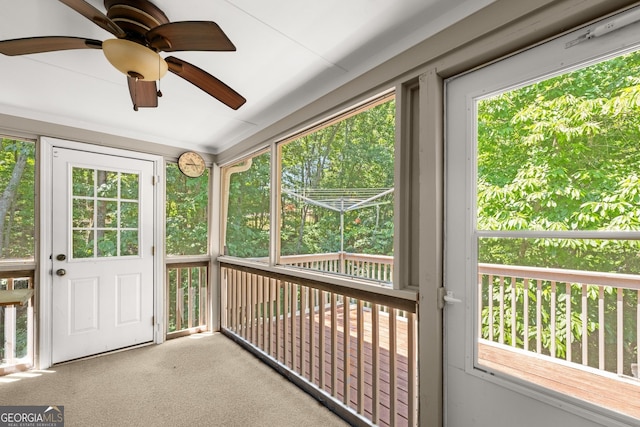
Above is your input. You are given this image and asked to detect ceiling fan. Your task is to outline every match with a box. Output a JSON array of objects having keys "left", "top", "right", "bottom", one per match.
[{"left": 0, "top": 0, "right": 246, "bottom": 111}]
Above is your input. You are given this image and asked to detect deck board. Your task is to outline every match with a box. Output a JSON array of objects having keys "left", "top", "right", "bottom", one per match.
[{"left": 479, "top": 341, "right": 640, "bottom": 419}]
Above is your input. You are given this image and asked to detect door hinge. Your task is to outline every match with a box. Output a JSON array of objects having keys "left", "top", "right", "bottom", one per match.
[
  {"left": 152, "top": 175, "right": 157, "bottom": 185},
  {"left": 151, "top": 246, "right": 155, "bottom": 256},
  {"left": 438, "top": 287, "right": 463, "bottom": 309},
  {"left": 152, "top": 316, "right": 155, "bottom": 326}
]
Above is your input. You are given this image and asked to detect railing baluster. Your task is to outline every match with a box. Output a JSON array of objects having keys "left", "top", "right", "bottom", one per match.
[
  {"left": 291, "top": 284, "right": 298, "bottom": 372},
  {"left": 511, "top": 277, "right": 516, "bottom": 347},
  {"left": 537, "top": 279, "right": 542, "bottom": 354},
  {"left": 408, "top": 310, "right": 418, "bottom": 427},
  {"left": 187, "top": 268, "right": 193, "bottom": 329},
  {"left": 251, "top": 273, "right": 256, "bottom": 342},
  {"left": 566, "top": 282, "right": 572, "bottom": 362},
  {"left": 309, "top": 287, "right": 315, "bottom": 382},
  {"left": 582, "top": 284, "right": 588, "bottom": 366},
  {"left": 499, "top": 276, "right": 505, "bottom": 344},
  {"left": 299, "top": 285, "right": 306, "bottom": 375},
  {"left": 550, "top": 281, "right": 557, "bottom": 358},
  {"left": 488, "top": 274, "right": 494, "bottom": 342},
  {"left": 478, "top": 272, "right": 484, "bottom": 341},
  {"left": 523, "top": 278, "right": 529, "bottom": 352},
  {"left": 225, "top": 268, "right": 231, "bottom": 330},
  {"left": 617, "top": 287, "right": 624, "bottom": 375},
  {"left": 319, "top": 290, "right": 326, "bottom": 390},
  {"left": 599, "top": 285, "right": 605, "bottom": 370},
  {"left": 331, "top": 292, "right": 338, "bottom": 398},
  {"left": 343, "top": 296, "right": 351, "bottom": 406},
  {"left": 258, "top": 275, "right": 264, "bottom": 348},
  {"left": 268, "top": 278, "right": 274, "bottom": 357},
  {"left": 283, "top": 281, "right": 289, "bottom": 366},
  {"left": 389, "top": 307, "right": 397, "bottom": 427},
  {"left": 242, "top": 271, "right": 248, "bottom": 339},
  {"left": 247, "top": 273, "right": 251, "bottom": 337},
  {"left": 357, "top": 299, "right": 364, "bottom": 415},
  {"left": 276, "top": 280, "right": 282, "bottom": 362},
  {"left": 176, "top": 269, "right": 183, "bottom": 331},
  {"left": 372, "top": 303, "right": 380, "bottom": 425}
]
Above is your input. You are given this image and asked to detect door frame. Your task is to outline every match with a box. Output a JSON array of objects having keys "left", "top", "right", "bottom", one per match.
[{"left": 39, "top": 136, "right": 165, "bottom": 369}]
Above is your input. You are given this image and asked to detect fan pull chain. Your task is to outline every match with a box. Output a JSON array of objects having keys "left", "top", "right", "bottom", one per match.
[
  {"left": 157, "top": 56, "right": 163, "bottom": 98},
  {"left": 133, "top": 76, "right": 139, "bottom": 111}
]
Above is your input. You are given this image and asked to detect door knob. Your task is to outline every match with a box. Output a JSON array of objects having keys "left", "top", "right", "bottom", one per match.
[{"left": 56, "top": 269, "right": 66, "bottom": 276}]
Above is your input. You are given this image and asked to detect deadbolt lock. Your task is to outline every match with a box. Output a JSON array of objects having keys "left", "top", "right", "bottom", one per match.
[{"left": 56, "top": 254, "right": 66, "bottom": 261}]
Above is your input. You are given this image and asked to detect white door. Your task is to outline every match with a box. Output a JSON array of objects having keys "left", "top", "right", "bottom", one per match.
[
  {"left": 51, "top": 147, "right": 155, "bottom": 363},
  {"left": 444, "top": 8, "right": 640, "bottom": 427}
]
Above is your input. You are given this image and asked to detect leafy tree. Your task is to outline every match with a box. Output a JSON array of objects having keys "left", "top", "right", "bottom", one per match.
[
  {"left": 225, "top": 152, "right": 271, "bottom": 258},
  {"left": 224, "top": 99, "right": 396, "bottom": 262},
  {"left": 0, "top": 139, "right": 35, "bottom": 259},
  {"left": 280, "top": 99, "right": 395, "bottom": 256},
  {"left": 477, "top": 50, "right": 640, "bottom": 373},
  {"left": 165, "top": 163, "right": 209, "bottom": 255}
]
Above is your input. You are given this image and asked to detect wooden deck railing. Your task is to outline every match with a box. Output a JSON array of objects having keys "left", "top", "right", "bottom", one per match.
[
  {"left": 166, "top": 261, "right": 209, "bottom": 337},
  {"left": 220, "top": 262, "right": 418, "bottom": 427},
  {"left": 279, "top": 252, "right": 394, "bottom": 283},
  {"left": 0, "top": 272, "right": 34, "bottom": 374},
  {"left": 275, "top": 252, "right": 640, "bottom": 380},
  {"left": 479, "top": 263, "right": 640, "bottom": 377}
]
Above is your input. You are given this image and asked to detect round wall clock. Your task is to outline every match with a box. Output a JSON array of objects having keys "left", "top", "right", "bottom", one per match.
[{"left": 177, "top": 151, "right": 206, "bottom": 178}]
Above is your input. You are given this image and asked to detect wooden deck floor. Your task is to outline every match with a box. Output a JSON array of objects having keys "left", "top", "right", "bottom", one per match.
[
  {"left": 233, "top": 305, "right": 414, "bottom": 427},
  {"left": 479, "top": 341, "right": 640, "bottom": 420}
]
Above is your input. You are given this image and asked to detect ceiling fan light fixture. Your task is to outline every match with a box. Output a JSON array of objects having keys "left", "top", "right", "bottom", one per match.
[{"left": 102, "top": 38, "right": 167, "bottom": 81}]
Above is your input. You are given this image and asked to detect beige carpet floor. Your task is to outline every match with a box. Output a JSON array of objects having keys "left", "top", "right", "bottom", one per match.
[{"left": 0, "top": 332, "right": 349, "bottom": 427}]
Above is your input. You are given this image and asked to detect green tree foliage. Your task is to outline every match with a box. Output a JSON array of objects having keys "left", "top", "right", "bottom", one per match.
[
  {"left": 0, "top": 139, "right": 34, "bottom": 361},
  {"left": 477, "top": 50, "right": 640, "bottom": 373},
  {"left": 224, "top": 99, "right": 395, "bottom": 260},
  {"left": 225, "top": 152, "right": 271, "bottom": 258},
  {"left": 280, "top": 99, "right": 395, "bottom": 256},
  {"left": 165, "top": 163, "right": 209, "bottom": 255},
  {"left": 0, "top": 138, "right": 35, "bottom": 259},
  {"left": 478, "top": 51, "right": 640, "bottom": 270}
]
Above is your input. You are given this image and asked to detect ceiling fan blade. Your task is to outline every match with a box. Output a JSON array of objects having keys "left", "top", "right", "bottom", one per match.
[
  {"left": 165, "top": 56, "right": 246, "bottom": 110},
  {"left": 127, "top": 77, "right": 158, "bottom": 111},
  {"left": 0, "top": 37, "right": 102, "bottom": 56},
  {"left": 58, "top": 0, "right": 126, "bottom": 38},
  {"left": 147, "top": 21, "right": 236, "bottom": 52}
]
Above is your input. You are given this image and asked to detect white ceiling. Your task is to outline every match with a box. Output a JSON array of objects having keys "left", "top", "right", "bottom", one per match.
[{"left": 0, "top": 0, "right": 492, "bottom": 154}]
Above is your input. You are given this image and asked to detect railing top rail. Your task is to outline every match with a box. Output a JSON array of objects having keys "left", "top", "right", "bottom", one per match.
[
  {"left": 165, "top": 255, "right": 210, "bottom": 266},
  {"left": 479, "top": 263, "right": 640, "bottom": 289},
  {"left": 0, "top": 270, "right": 35, "bottom": 280},
  {"left": 271, "top": 252, "right": 395, "bottom": 264},
  {"left": 220, "top": 260, "right": 417, "bottom": 313},
  {"left": 342, "top": 253, "right": 393, "bottom": 262},
  {"left": 279, "top": 253, "right": 342, "bottom": 262}
]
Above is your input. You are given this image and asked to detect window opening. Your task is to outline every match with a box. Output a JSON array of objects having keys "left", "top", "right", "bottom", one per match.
[
  {"left": 165, "top": 163, "right": 209, "bottom": 256},
  {"left": 278, "top": 94, "right": 396, "bottom": 285},
  {"left": 222, "top": 150, "right": 271, "bottom": 260}
]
